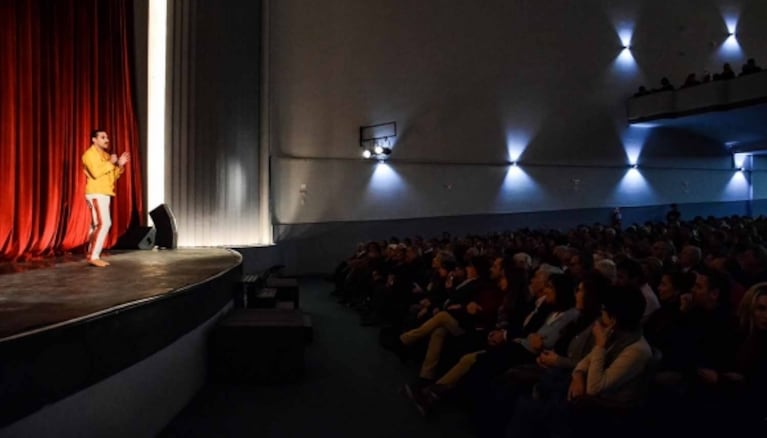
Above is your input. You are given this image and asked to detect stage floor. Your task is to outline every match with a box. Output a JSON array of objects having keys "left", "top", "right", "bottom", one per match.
[{"left": 0, "top": 248, "right": 241, "bottom": 341}]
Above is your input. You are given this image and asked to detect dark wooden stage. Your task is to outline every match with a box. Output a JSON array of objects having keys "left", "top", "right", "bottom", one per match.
[
  {"left": 0, "top": 248, "right": 243, "bottom": 427},
  {"left": 0, "top": 249, "right": 241, "bottom": 340}
]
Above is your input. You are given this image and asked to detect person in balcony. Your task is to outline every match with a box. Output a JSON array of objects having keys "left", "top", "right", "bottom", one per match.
[
  {"left": 633, "top": 85, "right": 649, "bottom": 97},
  {"left": 682, "top": 73, "right": 701, "bottom": 88},
  {"left": 720, "top": 63, "right": 736, "bottom": 80},
  {"left": 658, "top": 77, "right": 675, "bottom": 92},
  {"left": 740, "top": 58, "right": 762, "bottom": 76}
]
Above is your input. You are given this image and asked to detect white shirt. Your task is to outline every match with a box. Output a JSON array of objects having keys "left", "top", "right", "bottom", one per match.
[{"left": 640, "top": 283, "right": 661, "bottom": 321}]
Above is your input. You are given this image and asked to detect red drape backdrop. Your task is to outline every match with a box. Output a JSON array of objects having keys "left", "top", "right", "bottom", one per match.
[{"left": 0, "top": 0, "right": 144, "bottom": 262}]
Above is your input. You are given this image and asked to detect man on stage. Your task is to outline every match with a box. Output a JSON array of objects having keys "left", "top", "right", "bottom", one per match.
[{"left": 81, "top": 129, "right": 129, "bottom": 267}]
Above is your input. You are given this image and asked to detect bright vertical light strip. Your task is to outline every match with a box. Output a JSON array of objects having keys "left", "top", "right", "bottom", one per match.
[
  {"left": 720, "top": 14, "right": 741, "bottom": 57},
  {"left": 733, "top": 153, "right": 748, "bottom": 169},
  {"left": 618, "top": 28, "right": 633, "bottom": 48},
  {"left": 147, "top": 0, "right": 167, "bottom": 223},
  {"left": 505, "top": 132, "right": 530, "bottom": 162},
  {"left": 613, "top": 25, "right": 636, "bottom": 71}
]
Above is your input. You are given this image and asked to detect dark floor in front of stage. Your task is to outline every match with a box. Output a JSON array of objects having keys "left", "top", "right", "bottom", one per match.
[{"left": 161, "top": 278, "right": 474, "bottom": 438}]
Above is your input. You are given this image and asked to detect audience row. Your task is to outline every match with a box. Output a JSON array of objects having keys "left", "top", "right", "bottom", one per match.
[
  {"left": 634, "top": 59, "right": 763, "bottom": 97},
  {"left": 330, "top": 212, "right": 767, "bottom": 437}
]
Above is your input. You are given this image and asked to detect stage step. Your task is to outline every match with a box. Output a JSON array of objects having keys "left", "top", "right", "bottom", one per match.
[
  {"left": 265, "top": 277, "right": 300, "bottom": 309},
  {"left": 252, "top": 287, "right": 277, "bottom": 308},
  {"left": 209, "top": 309, "right": 308, "bottom": 384}
]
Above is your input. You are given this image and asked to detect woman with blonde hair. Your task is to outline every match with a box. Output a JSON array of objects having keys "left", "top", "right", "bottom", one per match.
[{"left": 728, "top": 282, "right": 767, "bottom": 433}]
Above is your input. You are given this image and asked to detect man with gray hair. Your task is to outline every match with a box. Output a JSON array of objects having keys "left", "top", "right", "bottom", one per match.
[
  {"left": 594, "top": 258, "right": 617, "bottom": 284},
  {"left": 512, "top": 252, "right": 532, "bottom": 272},
  {"left": 679, "top": 245, "right": 702, "bottom": 273}
]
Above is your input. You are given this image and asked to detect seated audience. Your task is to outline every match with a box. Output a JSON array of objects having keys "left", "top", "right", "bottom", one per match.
[
  {"left": 507, "top": 285, "right": 651, "bottom": 438},
  {"left": 731, "top": 283, "right": 767, "bottom": 429},
  {"left": 398, "top": 256, "right": 505, "bottom": 383},
  {"left": 337, "top": 212, "right": 767, "bottom": 436},
  {"left": 615, "top": 258, "right": 660, "bottom": 321},
  {"left": 406, "top": 272, "right": 577, "bottom": 415}
]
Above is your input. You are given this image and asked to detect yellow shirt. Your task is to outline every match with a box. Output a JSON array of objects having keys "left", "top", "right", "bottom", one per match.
[{"left": 82, "top": 145, "right": 124, "bottom": 196}]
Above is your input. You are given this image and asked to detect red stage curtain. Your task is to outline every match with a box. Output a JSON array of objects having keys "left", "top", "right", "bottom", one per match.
[{"left": 0, "top": 0, "right": 144, "bottom": 262}]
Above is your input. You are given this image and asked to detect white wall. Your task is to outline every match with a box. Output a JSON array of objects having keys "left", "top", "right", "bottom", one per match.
[
  {"left": 273, "top": 157, "right": 749, "bottom": 223},
  {"left": 268, "top": 0, "right": 767, "bottom": 226}
]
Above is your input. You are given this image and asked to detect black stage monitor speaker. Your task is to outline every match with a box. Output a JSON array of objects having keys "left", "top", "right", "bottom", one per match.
[
  {"left": 115, "top": 226, "right": 156, "bottom": 250},
  {"left": 150, "top": 204, "right": 178, "bottom": 249}
]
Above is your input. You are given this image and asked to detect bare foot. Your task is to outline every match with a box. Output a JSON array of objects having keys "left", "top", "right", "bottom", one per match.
[{"left": 88, "top": 259, "right": 109, "bottom": 268}]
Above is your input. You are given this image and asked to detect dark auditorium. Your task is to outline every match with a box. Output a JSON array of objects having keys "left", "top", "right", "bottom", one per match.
[{"left": 2, "top": 1, "right": 767, "bottom": 437}]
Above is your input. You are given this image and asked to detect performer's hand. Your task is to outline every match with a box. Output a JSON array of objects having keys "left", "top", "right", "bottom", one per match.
[
  {"left": 110, "top": 154, "right": 118, "bottom": 164},
  {"left": 118, "top": 152, "right": 130, "bottom": 167}
]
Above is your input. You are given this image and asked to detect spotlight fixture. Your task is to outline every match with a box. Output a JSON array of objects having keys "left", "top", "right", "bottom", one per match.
[
  {"left": 739, "top": 167, "right": 745, "bottom": 172},
  {"left": 511, "top": 161, "right": 518, "bottom": 167},
  {"left": 631, "top": 164, "right": 639, "bottom": 169},
  {"left": 360, "top": 121, "right": 397, "bottom": 161}
]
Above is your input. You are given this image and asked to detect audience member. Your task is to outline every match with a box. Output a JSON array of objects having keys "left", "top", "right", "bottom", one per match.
[{"left": 740, "top": 58, "right": 762, "bottom": 76}]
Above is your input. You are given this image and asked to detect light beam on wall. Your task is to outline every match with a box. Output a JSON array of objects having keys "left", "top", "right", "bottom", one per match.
[
  {"left": 613, "top": 25, "right": 637, "bottom": 71},
  {"left": 497, "top": 164, "right": 542, "bottom": 210},
  {"left": 621, "top": 126, "right": 649, "bottom": 166},
  {"left": 723, "top": 171, "right": 750, "bottom": 199},
  {"left": 733, "top": 152, "right": 749, "bottom": 170},
  {"left": 719, "top": 14, "right": 742, "bottom": 57},
  {"left": 225, "top": 160, "right": 247, "bottom": 212},
  {"left": 147, "top": 0, "right": 168, "bottom": 223},
  {"left": 368, "top": 162, "right": 405, "bottom": 196},
  {"left": 506, "top": 133, "right": 530, "bottom": 163},
  {"left": 616, "top": 168, "right": 649, "bottom": 196},
  {"left": 625, "top": 146, "right": 641, "bottom": 167},
  {"left": 501, "top": 165, "right": 537, "bottom": 192}
]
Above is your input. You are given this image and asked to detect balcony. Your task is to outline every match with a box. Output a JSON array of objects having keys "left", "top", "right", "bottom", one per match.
[
  {"left": 628, "top": 70, "right": 767, "bottom": 123},
  {"left": 627, "top": 71, "right": 767, "bottom": 151}
]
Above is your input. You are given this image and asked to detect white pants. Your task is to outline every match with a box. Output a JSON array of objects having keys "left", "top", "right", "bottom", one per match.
[{"left": 85, "top": 194, "right": 112, "bottom": 260}]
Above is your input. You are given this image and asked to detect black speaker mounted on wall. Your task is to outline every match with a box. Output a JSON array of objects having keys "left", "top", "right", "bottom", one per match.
[{"left": 150, "top": 204, "right": 178, "bottom": 249}]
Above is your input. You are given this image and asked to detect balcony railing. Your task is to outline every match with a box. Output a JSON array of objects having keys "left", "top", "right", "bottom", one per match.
[{"left": 628, "top": 70, "right": 767, "bottom": 123}]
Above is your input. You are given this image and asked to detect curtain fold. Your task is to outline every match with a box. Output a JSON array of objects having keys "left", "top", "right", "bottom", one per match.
[{"left": 0, "top": 0, "right": 144, "bottom": 261}]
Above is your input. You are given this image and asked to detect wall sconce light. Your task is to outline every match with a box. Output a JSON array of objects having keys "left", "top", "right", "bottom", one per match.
[
  {"left": 631, "top": 164, "right": 639, "bottom": 169},
  {"left": 733, "top": 152, "right": 750, "bottom": 170},
  {"left": 360, "top": 121, "right": 396, "bottom": 160}
]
